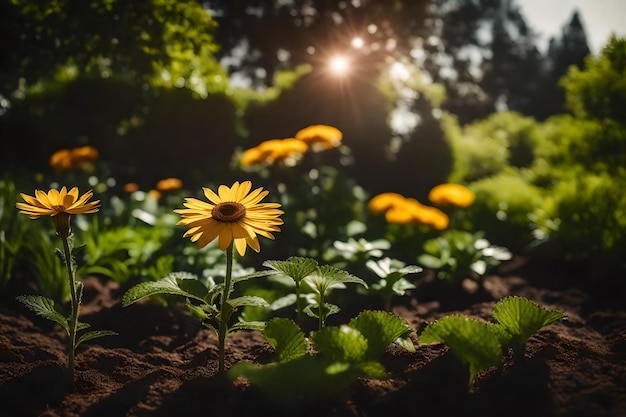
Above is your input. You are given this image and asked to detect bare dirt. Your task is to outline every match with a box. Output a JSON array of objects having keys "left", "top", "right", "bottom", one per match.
[{"left": 1, "top": 255, "right": 625, "bottom": 417}]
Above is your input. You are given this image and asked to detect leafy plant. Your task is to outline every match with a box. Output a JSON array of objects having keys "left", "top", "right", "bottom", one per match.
[
  {"left": 302, "top": 264, "right": 368, "bottom": 329},
  {"left": 229, "top": 310, "right": 414, "bottom": 407},
  {"left": 419, "top": 296, "right": 566, "bottom": 384},
  {"left": 15, "top": 187, "right": 117, "bottom": 384},
  {"left": 122, "top": 268, "right": 278, "bottom": 370},
  {"left": 418, "top": 230, "right": 511, "bottom": 286},
  {"left": 363, "top": 257, "right": 421, "bottom": 310}
]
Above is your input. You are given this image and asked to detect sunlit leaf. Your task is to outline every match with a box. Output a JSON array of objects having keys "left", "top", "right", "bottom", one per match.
[
  {"left": 419, "top": 315, "right": 502, "bottom": 384},
  {"left": 16, "top": 295, "right": 69, "bottom": 334},
  {"left": 263, "top": 257, "right": 319, "bottom": 285},
  {"left": 493, "top": 296, "right": 567, "bottom": 348},
  {"left": 262, "top": 317, "right": 308, "bottom": 362},
  {"left": 76, "top": 330, "right": 117, "bottom": 348},
  {"left": 228, "top": 296, "right": 270, "bottom": 309},
  {"left": 121, "top": 272, "right": 205, "bottom": 306},
  {"left": 311, "top": 325, "right": 368, "bottom": 362},
  {"left": 348, "top": 310, "right": 415, "bottom": 358}
]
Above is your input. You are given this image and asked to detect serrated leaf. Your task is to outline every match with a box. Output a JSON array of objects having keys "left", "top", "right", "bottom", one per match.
[
  {"left": 185, "top": 299, "right": 211, "bottom": 320},
  {"left": 76, "top": 322, "right": 91, "bottom": 332},
  {"left": 76, "top": 330, "right": 117, "bottom": 347},
  {"left": 419, "top": 315, "right": 502, "bottom": 384},
  {"left": 305, "top": 265, "right": 367, "bottom": 296},
  {"left": 262, "top": 317, "right": 308, "bottom": 362},
  {"left": 263, "top": 257, "right": 319, "bottom": 285},
  {"left": 348, "top": 310, "right": 414, "bottom": 359},
  {"left": 228, "top": 295, "right": 270, "bottom": 309},
  {"left": 230, "top": 321, "right": 266, "bottom": 332},
  {"left": 122, "top": 272, "right": 205, "bottom": 307},
  {"left": 232, "top": 269, "right": 281, "bottom": 284},
  {"left": 391, "top": 277, "right": 416, "bottom": 295},
  {"left": 493, "top": 296, "right": 567, "bottom": 348},
  {"left": 303, "top": 302, "right": 340, "bottom": 320},
  {"left": 312, "top": 325, "right": 368, "bottom": 362},
  {"left": 16, "top": 295, "right": 69, "bottom": 334}
]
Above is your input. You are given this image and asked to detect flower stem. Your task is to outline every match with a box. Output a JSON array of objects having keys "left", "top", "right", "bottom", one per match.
[
  {"left": 61, "top": 235, "right": 79, "bottom": 384},
  {"left": 218, "top": 243, "right": 234, "bottom": 372}
]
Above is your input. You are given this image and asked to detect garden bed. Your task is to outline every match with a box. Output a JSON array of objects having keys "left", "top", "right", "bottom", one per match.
[{"left": 1, "top": 255, "right": 625, "bottom": 417}]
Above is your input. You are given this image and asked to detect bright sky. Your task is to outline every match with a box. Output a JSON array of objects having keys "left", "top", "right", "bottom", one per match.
[{"left": 519, "top": 0, "right": 626, "bottom": 54}]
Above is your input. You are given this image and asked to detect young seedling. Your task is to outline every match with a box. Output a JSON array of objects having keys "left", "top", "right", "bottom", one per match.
[
  {"left": 419, "top": 296, "right": 567, "bottom": 385},
  {"left": 302, "top": 264, "right": 368, "bottom": 329},
  {"left": 365, "top": 257, "right": 421, "bottom": 311},
  {"left": 263, "top": 256, "right": 319, "bottom": 327},
  {"left": 229, "top": 310, "right": 414, "bottom": 407},
  {"left": 15, "top": 187, "right": 117, "bottom": 384}
]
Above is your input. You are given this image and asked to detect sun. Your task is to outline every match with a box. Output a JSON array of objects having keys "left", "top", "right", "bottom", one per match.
[{"left": 328, "top": 55, "right": 350, "bottom": 76}]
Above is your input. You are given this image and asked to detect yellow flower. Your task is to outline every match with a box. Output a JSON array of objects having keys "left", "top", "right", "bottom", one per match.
[
  {"left": 241, "top": 139, "right": 308, "bottom": 167},
  {"left": 71, "top": 146, "right": 99, "bottom": 164},
  {"left": 16, "top": 187, "right": 100, "bottom": 237},
  {"left": 428, "top": 183, "right": 475, "bottom": 208},
  {"left": 295, "top": 124, "right": 342, "bottom": 151},
  {"left": 156, "top": 177, "right": 183, "bottom": 191},
  {"left": 175, "top": 181, "right": 283, "bottom": 256},
  {"left": 368, "top": 192, "right": 407, "bottom": 214},
  {"left": 412, "top": 205, "right": 450, "bottom": 230}
]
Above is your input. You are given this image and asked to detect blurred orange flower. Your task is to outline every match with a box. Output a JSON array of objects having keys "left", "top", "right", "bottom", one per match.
[
  {"left": 123, "top": 183, "right": 140, "bottom": 193},
  {"left": 368, "top": 192, "right": 407, "bottom": 214},
  {"left": 49, "top": 146, "right": 99, "bottom": 172},
  {"left": 156, "top": 177, "right": 183, "bottom": 191},
  {"left": 369, "top": 192, "right": 449, "bottom": 229},
  {"left": 241, "top": 138, "right": 308, "bottom": 167},
  {"left": 428, "top": 183, "right": 475, "bottom": 208},
  {"left": 295, "top": 124, "right": 342, "bottom": 151}
]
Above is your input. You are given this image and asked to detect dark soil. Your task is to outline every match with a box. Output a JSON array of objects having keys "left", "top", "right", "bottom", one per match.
[{"left": 1, "top": 255, "right": 625, "bottom": 417}]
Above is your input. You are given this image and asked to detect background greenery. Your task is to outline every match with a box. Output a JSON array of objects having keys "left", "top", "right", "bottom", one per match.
[{"left": 1, "top": 0, "right": 624, "bottom": 304}]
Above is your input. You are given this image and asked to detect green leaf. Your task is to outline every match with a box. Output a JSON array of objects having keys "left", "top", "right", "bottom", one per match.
[
  {"left": 268, "top": 294, "right": 297, "bottom": 311},
  {"left": 263, "top": 257, "right": 319, "bottom": 285},
  {"left": 232, "top": 269, "right": 281, "bottom": 284},
  {"left": 492, "top": 296, "right": 567, "bottom": 348},
  {"left": 419, "top": 315, "right": 503, "bottom": 384},
  {"left": 121, "top": 272, "right": 205, "bottom": 306},
  {"left": 262, "top": 317, "right": 309, "bottom": 362},
  {"left": 356, "top": 360, "right": 389, "bottom": 380},
  {"left": 311, "top": 325, "right": 368, "bottom": 363},
  {"left": 16, "top": 295, "right": 69, "bottom": 334},
  {"left": 228, "top": 356, "right": 362, "bottom": 407},
  {"left": 76, "top": 330, "right": 118, "bottom": 348},
  {"left": 305, "top": 265, "right": 367, "bottom": 296},
  {"left": 230, "top": 321, "right": 266, "bottom": 332},
  {"left": 303, "top": 302, "right": 340, "bottom": 320},
  {"left": 348, "top": 310, "right": 415, "bottom": 359},
  {"left": 417, "top": 253, "right": 445, "bottom": 269},
  {"left": 228, "top": 296, "right": 270, "bottom": 309}
]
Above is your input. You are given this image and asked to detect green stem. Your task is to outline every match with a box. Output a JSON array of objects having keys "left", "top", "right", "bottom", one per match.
[
  {"left": 294, "top": 282, "right": 303, "bottom": 328},
  {"left": 61, "top": 235, "right": 79, "bottom": 384},
  {"left": 218, "top": 243, "right": 234, "bottom": 373},
  {"left": 318, "top": 292, "right": 324, "bottom": 330}
]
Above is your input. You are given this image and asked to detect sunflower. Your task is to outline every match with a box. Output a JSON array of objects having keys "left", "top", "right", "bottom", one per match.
[
  {"left": 175, "top": 181, "right": 283, "bottom": 256},
  {"left": 16, "top": 187, "right": 101, "bottom": 237}
]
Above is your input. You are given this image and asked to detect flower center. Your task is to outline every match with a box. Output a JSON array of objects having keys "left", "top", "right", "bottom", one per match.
[{"left": 212, "top": 202, "right": 246, "bottom": 223}]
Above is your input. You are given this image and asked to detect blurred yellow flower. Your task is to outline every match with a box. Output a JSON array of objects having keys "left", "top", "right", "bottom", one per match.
[
  {"left": 412, "top": 205, "right": 450, "bottom": 230},
  {"left": 156, "top": 177, "right": 183, "bottom": 191},
  {"left": 369, "top": 193, "right": 449, "bottom": 229},
  {"left": 368, "top": 192, "right": 407, "bottom": 214},
  {"left": 175, "top": 181, "right": 284, "bottom": 256},
  {"left": 241, "top": 139, "right": 308, "bottom": 167},
  {"left": 428, "top": 183, "right": 475, "bottom": 208},
  {"left": 295, "top": 124, "right": 342, "bottom": 151},
  {"left": 148, "top": 189, "right": 162, "bottom": 200},
  {"left": 16, "top": 186, "right": 100, "bottom": 237},
  {"left": 71, "top": 146, "right": 99, "bottom": 164}
]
